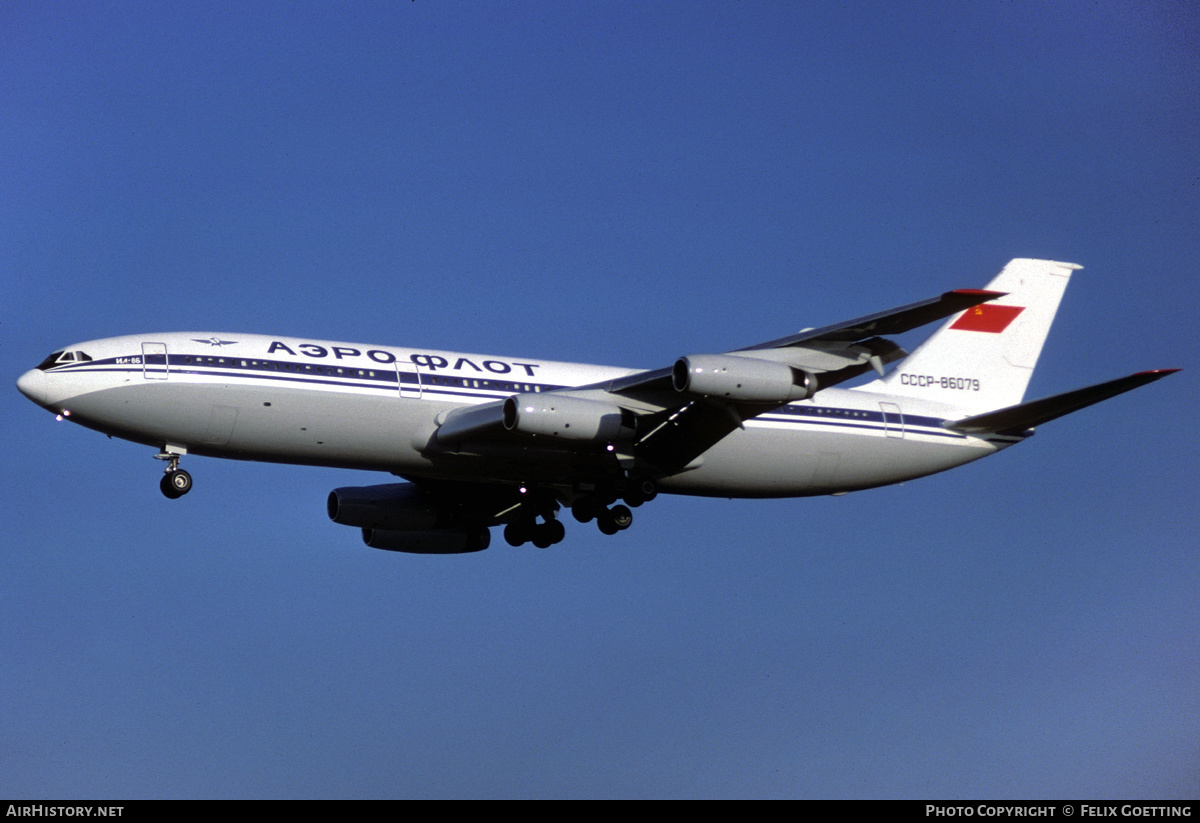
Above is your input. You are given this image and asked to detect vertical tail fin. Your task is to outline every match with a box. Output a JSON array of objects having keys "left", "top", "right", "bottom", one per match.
[{"left": 865, "top": 258, "right": 1080, "bottom": 414}]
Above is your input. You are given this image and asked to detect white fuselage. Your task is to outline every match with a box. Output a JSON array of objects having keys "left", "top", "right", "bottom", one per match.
[{"left": 17, "top": 332, "right": 1021, "bottom": 498}]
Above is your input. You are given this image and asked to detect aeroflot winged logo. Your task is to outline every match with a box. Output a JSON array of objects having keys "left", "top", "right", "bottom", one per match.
[
  {"left": 191, "top": 337, "right": 239, "bottom": 347},
  {"left": 949, "top": 304, "right": 1024, "bottom": 333}
]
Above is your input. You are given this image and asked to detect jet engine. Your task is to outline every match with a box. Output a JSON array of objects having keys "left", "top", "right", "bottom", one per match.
[
  {"left": 361, "top": 526, "right": 490, "bottom": 554},
  {"left": 329, "top": 483, "right": 492, "bottom": 554},
  {"left": 672, "top": 354, "right": 817, "bottom": 402},
  {"left": 328, "top": 483, "right": 448, "bottom": 531},
  {"left": 502, "top": 394, "right": 626, "bottom": 441}
]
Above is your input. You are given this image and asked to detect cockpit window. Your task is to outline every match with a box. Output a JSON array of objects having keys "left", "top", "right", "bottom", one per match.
[
  {"left": 34, "top": 350, "right": 92, "bottom": 370},
  {"left": 35, "top": 351, "right": 65, "bottom": 370}
]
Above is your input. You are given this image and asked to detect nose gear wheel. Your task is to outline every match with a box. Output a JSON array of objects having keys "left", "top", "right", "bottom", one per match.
[{"left": 154, "top": 449, "right": 193, "bottom": 499}]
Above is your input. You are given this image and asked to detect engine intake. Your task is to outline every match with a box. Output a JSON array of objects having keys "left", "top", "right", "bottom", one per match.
[{"left": 672, "top": 354, "right": 816, "bottom": 402}]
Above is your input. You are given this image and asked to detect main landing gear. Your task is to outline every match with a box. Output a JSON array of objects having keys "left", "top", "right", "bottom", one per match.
[
  {"left": 501, "top": 489, "right": 567, "bottom": 548},
  {"left": 154, "top": 449, "right": 193, "bottom": 499},
  {"left": 502, "top": 475, "right": 656, "bottom": 548},
  {"left": 570, "top": 475, "right": 654, "bottom": 535},
  {"left": 570, "top": 498, "right": 633, "bottom": 535},
  {"left": 503, "top": 515, "right": 566, "bottom": 549}
]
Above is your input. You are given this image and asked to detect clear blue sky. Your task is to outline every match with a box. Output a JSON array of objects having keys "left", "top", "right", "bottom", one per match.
[{"left": 4, "top": 1, "right": 1197, "bottom": 799}]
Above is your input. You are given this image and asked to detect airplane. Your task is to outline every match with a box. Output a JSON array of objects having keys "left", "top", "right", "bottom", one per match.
[{"left": 16, "top": 258, "right": 1178, "bottom": 553}]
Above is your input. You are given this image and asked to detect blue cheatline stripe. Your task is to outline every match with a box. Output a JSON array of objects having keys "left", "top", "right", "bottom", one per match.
[
  {"left": 752, "top": 411, "right": 992, "bottom": 443},
  {"left": 50, "top": 354, "right": 1024, "bottom": 445},
  {"left": 52, "top": 353, "right": 551, "bottom": 394}
]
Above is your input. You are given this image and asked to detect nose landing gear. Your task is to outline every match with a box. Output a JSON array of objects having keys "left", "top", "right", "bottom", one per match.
[
  {"left": 154, "top": 448, "right": 193, "bottom": 499},
  {"left": 160, "top": 468, "right": 193, "bottom": 499}
]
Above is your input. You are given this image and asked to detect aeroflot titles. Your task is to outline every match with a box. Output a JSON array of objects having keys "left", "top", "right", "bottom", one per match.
[{"left": 264, "top": 341, "right": 542, "bottom": 377}]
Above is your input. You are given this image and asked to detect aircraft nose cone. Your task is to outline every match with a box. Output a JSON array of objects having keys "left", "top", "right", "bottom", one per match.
[{"left": 16, "top": 368, "right": 48, "bottom": 405}]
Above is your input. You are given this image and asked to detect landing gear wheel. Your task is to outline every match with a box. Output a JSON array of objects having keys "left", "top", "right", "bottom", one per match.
[
  {"left": 597, "top": 504, "right": 633, "bottom": 535},
  {"left": 623, "top": 479, "right": 657, "bottom": 508},
  {"left": 637, "top": 479, "right": 657, "bottom": 503},
  {"left": 160, "top": 469, "right": 192, "bottom": 499},
  {"left": 609, "top": 504, "right": 632, "bottom": 530},
  {"left": 531, "top": 519, "right": 566, "bottom": 549},
  {"left": 504, "top": 520, "right": 533, "bottom": 547},
  {"left": 572, "top": 498, "right": 599, "bottom": 523}
]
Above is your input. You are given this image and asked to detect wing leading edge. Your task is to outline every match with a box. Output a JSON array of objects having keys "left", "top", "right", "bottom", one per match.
[{"left": 735, "top": 289, "right": 1008, "bottom": 349}]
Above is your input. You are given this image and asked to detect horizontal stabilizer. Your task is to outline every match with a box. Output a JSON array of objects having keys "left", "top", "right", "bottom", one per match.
[{"left": 945, "top": 370, "right": 1179, "bottom": 435}]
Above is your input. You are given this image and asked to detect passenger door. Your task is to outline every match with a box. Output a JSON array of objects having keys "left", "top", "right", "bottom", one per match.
[{"left": 141, "top": 342, "right": 168, "bottom": 380}]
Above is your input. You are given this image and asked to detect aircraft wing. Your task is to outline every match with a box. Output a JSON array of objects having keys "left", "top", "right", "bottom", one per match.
[
  {"left": 584, "top": 289, "right": 1008, "bottom": 470},
  {"left": 434, "top": 289, "right": 1005, "bottom": 476},
  {"left": 736, "top": 288, "right": 1008, "bottom": 349},
  {"left": 601, "top": 288, "right": 1005, "bottom": 400}
]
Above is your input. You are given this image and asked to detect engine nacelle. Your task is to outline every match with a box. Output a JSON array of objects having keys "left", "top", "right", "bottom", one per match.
[
  {"left": 502, "top": 393, "right": 625, "bottom": 441},
  {"left": 328, "top": 483, "right": 445, "bottom": 531},
  {"left": 362, "top": 526, "right": 491, "bottom": 554},
  {"left": 672, "top": 354, "right": 817, "bottom": 402}
]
